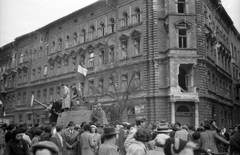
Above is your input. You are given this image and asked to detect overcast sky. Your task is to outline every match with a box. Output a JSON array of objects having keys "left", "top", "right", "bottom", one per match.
[{"left": 0, "top": 0, "right": 239, "bottom": 47}]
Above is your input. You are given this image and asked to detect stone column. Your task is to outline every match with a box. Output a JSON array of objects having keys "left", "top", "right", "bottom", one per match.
[
  {"left": 171, "top": 102, "right": 175, "bottom": 124},
  {"left": 195, "top": 102, "right": 199, "bottom": 127}
]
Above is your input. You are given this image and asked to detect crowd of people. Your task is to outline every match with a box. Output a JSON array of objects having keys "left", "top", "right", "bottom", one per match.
[{"left": 0, "top": 118, "right": 239, "bottom": 155}]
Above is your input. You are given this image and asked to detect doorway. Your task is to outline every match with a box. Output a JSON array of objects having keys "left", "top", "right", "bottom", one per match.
[{"left": 175, "top": 104, "right": 194, "bottom": 126}]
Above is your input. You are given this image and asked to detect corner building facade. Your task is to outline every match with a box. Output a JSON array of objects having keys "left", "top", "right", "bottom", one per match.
[{"left": 0, "top": 0, "right": 240, "bottom": 127}]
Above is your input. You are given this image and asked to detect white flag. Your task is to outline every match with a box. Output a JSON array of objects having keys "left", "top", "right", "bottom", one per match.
[{"left": 77, "top": 65, "right": 88, "bottom": 76}]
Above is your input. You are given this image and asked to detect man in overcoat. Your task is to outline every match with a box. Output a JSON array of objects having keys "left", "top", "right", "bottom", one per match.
[
  {"left": 50, "top": 125, "right": 67, "bottom": 155},
  {"left": 61, "top": 84, "right": 71, "bottom": 111}
]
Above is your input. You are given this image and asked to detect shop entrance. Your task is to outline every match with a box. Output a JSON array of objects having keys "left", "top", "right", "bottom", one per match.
[{"left": 175, "top": 104, "right": 194, "bottom": 126}]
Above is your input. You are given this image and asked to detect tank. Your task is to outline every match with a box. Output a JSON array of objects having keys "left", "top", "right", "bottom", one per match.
[{"left": 57, "top": 105, "right": 92, "bottom": 126}]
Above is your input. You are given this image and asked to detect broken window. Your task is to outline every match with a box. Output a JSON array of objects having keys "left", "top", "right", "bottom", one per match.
[{"left": 178, "top": 64, "right": 194, "bottom": 92}]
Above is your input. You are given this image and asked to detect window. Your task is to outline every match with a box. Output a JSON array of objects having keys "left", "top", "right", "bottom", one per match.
[
  {"left": 109, "top": 18, "right": 115, "bottom": 33},
  {"left": 73, "top": 32, "right": 78, "bottom": 46},
  {"left": 49, "top": 88, "right": 53, "bottom": 101},
  {"left": 43, "top": 66, "right": 47, "bottom": 76},
  {"left": 88, "top": 79, "right": 94, "bottom": 95},
  {"left": 43, "top": 89, "right": 47, "bottom": 102},
  {"left": 178, "top": 64, "right": 194, "bottom": 92},
  {"left": 98, "top": 79, "right": 104, "bottom": 93},
  {"left": 66, "top": 35, "right": 70, "bottom": 48},
  {"left": 45, "top": 44, "right": 49, "bottom": 55},
  {"left": 212, "top": 73, "right": 215, "bottom": 91},
  {"left": 89, "top": 26, "right": 95, "bottom": 40},
  {"left": 58, "top": 38, "right": 63, "bottom": 51},
  {"left": 133, "top": 7, "right": 141, "bottom": 24},
  {"left": 109, "top": 76, "right": 114, "bottom": 92},
  {"left": 23, "top": 92, "right": 26, "bottom": 104},
  {"left": 121, "top": 42, "right": 128, "bottom": 58},
  {"left": 80, "top": 54, "right": 85, "bottom": 67},
  {"left": 178, "top": 0, "right": 186, "bottom": 13},
  {"left": 134, "top": 72, "right": 141, "bottom": 87},
  {"left": 99, "top": 22, "right": 105, "bottom": 37},
  {"left": 56, "top": 86, "right": 60, "bottom": 99},
  {"left": 38, "top": 67, "right": 41, "bottom": 79},
  {"left": 32, "top": 69, "right": 35, "bottom": 81},
  {"left": 37, "top": 90, "right": 41, "bottom": 101},
  {"left": 52, "top": 41, "right": 56, "bottom": 53},
  {"left": 99, "top": 50, "right": 105, "bottom": 65},
  {"left": 122, "top": 74, "right": 128, "bottom": 90},
  {"left": 134, "top": 38, "right": 140, "bottom": 55},
  {"left": 88, "top": 50, "right": 94, "bottom": 67},
  {"left": 80, "top": 29, "right": 86, "bottom": 43},
  {"left": 109, "top": 46, "right": 114, "bottom": 63},
  {"left": 19, "top": 53, "right": 23, "bottom": 63},
  {"left": 122, "top": 12, "right": 128, "bottom": 27},
  {"left": 179, "top": 29, "right": 187, "bottom": 48},
  {"left": 18, "top": 93, "right": 21, "bottom": 105}
]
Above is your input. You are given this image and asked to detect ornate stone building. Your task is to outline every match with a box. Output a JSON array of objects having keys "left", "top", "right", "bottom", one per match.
[{"left": 0, "top": 0, "right": 240, "bottom": 127}]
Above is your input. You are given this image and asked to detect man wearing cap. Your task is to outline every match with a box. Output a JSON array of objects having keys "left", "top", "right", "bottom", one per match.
[
  {"left": 99, "top": 127, "right": 120, "bottom": 155},
  {"left": 124, "top": 116, "right": 147, "bottom": 151},
  {"left": 62, "top": 121, "right": 79, "bottom": 155},
  {"left": 50, "top": 125, "right": 67, "bottom": 155},
  {"left": 147, "top": 134, "right": 170, "bottom": 155},
  {"left": 3, "top": 129, "right": 30, "bottom": 155},
  {"left": 32, "top": 141, "right": 59, "bottom": 155}
]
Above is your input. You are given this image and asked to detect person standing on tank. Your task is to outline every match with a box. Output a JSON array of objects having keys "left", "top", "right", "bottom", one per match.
[{"left": 61, "top": 84, "right": 71, "bottom": 112}]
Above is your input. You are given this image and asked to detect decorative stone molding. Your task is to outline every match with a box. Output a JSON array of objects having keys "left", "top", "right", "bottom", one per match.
[
  {"left": 130, "top": 29, "right": 142, "bottom": 39},
  {"left": 55, "top": 55, "right": 62, "bottom": 63},
  {"left": 86, "top": 44, "right": 95, "bottom": 50},
  {"left": 78, "top": 47, "right": 86, "bottom": 55},
  {"left": 63, "top": 53, "right": 70, "bottom": 61},
  {"left": 174, "top": 19, "right": 192, "bottom": 29},
  {"left": 17, "top": 67, "right": 22, "bottom": 73},
  {"left": 11, "top": 70, "right": 17, "bottom": 76},
  {"left": 95, "top": 41, "right": 106, "bottom": 48},
  {"left": 22, "top": 65, "right": 28, "bottom": 72},
  {"left": 70, "top": 50, "right": 77, "bottom": 59},
  {"left": 119, "top": 33, "right": 129, "bottom": 42},
  {"left": 48, "top": 57, "right": 55, "bottom": 65}
]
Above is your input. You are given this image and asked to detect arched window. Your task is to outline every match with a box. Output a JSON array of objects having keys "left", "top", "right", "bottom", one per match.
[
  {"left": 98, "top": 22, "right": 105, "bottom": 37},
  {"left": 122, "top": 12, "right": 128, "bottom": 27},
  {"left": 73, "top": 32, "right": 78, "bottom": 46},
  {"left": 20, "top": 53, "right": 23, "bottom": 63},
  {"left": 176, "top": 105, "right": 190, "bottom": 112},
  {"left": 88, "top": 49, "right": 94, "bottom": 68},
  {"left": 89, "top": 25, "right": 95, "bottom": 40},
  {"left": 99, "top": 50, "right": 105, "bottom": 65},
  {"left": 133, "top": 7, "right": 141, "bottom": 24},
  {"left": 66, "top": 35, "right": 70, "bottom": 48},
  {"left": 52, "top": 41, "right": 56, "bottom": 53},
  {"left": 58, "top": 38, "right": 63, "bottom": 51},
  {"left": 80, "top": 29, "right": 86, "bottom": 43},
  {"left": 109, "top": 18, "right": 115, "bottom": 33}
]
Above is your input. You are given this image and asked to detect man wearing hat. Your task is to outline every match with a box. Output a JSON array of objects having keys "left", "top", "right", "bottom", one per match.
[
  {"left": 99, "top": 127, "right": 119, "bottom": 155},
  {"left": 124, "top": 116, "right": 147, "bottom": 151},
  {"left": 32, "top": 141, "right": 59, "bottom": 155},
  {"left": 62, "top": 121, "right": 79, "bottom": 155},
  {"left": 148, "top": 122, "right": 172, "bottom": 150}
]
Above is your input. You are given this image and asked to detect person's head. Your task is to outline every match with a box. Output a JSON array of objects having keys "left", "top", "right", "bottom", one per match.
[
  {"left": 45, "top": 125, "right": 52, "bottom": 133},
  {"left": 28, "top": 124, "right": 33, "bottom": 129},
  {"left": 234, "top": 125, "right": 238, "bottom": 132},
  {"left": 174, "top": 122, "right": 181, "bottom": 130},
  {"left": 61, "top": 84, "right": 65, "bottom": 88},
  {"left": 221, "top": 127, "right": 226, "bottom": 134},
  {"left": 34, "top": 129, "right": 43, "bottom": 136},
  {"left": 91, "top": 125, "right": 97, "bottom": 133},
  {"left": 68, "top": 121, "right": 75, "bottom": 130},
  {"left": 154, "top": 122, "right": 172, "bottom": 135},
  {"left": 20, "top": 126, "right": 28, "bottom": 133},
  {"left": 210, "top": 120, "right": 217, "bottom": 126},
  {"left": 155, "top": 134, "right": 170, "bottom": 147},
  {"left": 136, "top": 117, "right": 147, "bottom": 128},
  {"left": 7, "top": 123, "right": 16, "bottom": 132},
  {"left": 32, "top": 141, "right": 59, "bottom": 155},
  {"left": 35, "top": 123, "right": 40, "bottom": 127},
  {"left": 192, "top": 131, "right": 200, "bottom": 141},
  {"left": 96, "top": 103, "right": 102, "bottom": 110},
  {"left": 74, "top": 124, "right": 80, "bottom": 131},
  {"left": 134, "top": 128, "right": 151, "bottom": 143},
  {"left": 103, "top": 127, "right": 118, "bottom": 142},
  {"left": 56, "top": 125, "right": 63, "bottom": 133},
  {"left": 83, "top": 124, "right": 91, "bottom": 132},
  {"left": 203, "top": 123, "right": 211, "bottom": 130},
  {"left": 13, "top": 129, "right": 23, "bottom": 141},
  {"left": 81, "top": 121, "right": 87, "bottom": 128}
]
